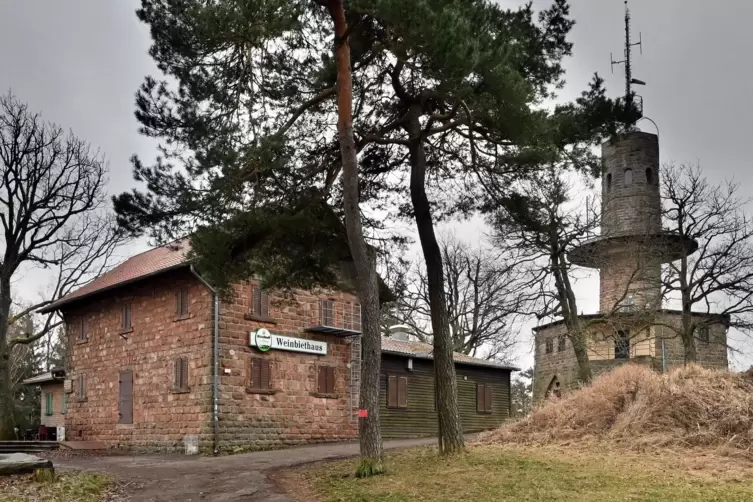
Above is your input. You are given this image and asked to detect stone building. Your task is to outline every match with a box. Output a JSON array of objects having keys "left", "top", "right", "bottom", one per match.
[
  {"left": 533, "top": 131, "right": 729, "bottom": 401},
  {"left": 40, "top": 239, "right": 515, "bottom": 452}
]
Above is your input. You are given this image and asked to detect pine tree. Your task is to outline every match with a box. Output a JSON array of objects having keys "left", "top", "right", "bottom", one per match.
[{"left": 115, "top": 0, "right": 635, "bottom": 456}]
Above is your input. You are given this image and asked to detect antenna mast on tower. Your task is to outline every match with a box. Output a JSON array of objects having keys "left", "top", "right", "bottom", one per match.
[{"left": 610, "top": 0, "right": 645, "bottom": 128}]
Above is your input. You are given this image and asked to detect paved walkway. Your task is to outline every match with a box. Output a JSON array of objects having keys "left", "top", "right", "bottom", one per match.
[{"left": 55, "top": 437, "right": 442, "bottom": 501}]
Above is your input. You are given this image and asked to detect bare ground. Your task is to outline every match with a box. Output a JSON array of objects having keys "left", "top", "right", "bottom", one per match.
[{"left": 49, "top": 437, "right": 440, "bottom": 502}]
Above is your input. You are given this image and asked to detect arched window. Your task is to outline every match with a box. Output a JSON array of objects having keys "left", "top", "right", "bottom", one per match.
[
  {"left": 624, "top": 168, "right": 633, "bottom": 186},
  {"left": 646, "top": 168, "right": 653, "bottom": 184},
  {"left": 606, "top": 173, "right": 612, "bottom": 192}
]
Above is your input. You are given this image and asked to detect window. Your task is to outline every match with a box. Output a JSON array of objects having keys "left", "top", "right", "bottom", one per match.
[
  {"left": 61, "top": 393, "right": 67, "bottom": 415},
  {"left": 696, "top": 325, "right": 710, "bottom": 343},
  {"left": 78, "top": 317, "right": 88, "bottom": 341},
  {"left": 120, "top": 303, "right": 132, "bottom": 332},
  {"left": 77, "top": 374, "right": 86, "bottom": 400},
  {"left": 624, "top": 168, "right": 633, "bottom": 186},
  {"left": 249, "top": 357, "right": 271, "bottom": 390},
  {"left": 173, "top": 356, "right": 189, "bottom": 391},
  {"left": 45, "top": 393, "right": 53, "bottom": 416},
  {"left": 606, "top": 173, "right": 612, "bottom": 192},
  {"left": 317, "top": 366, "right": 336, "bottom": 395},
  {"left": 545, "top": 338, "right": 554, "bottom": 354},
  {"left": 476, "top": 383, "right": 493, "bottom": 413},
  {"left": 176, "top": 288, "right": 189, "bottom": 318},
  {"left": 250, "top": 284, "right": 270, "bottom": 318},
  {"left": 646, "top": 168, "right": 653, "bottom": 184},
  {"left": 321, "top": 299, "right": 335, "bottom": 326},
  {"left": 557, "top": 334, "right": 566, "bottom": 352},
  {"left": 615, "top": 330, "right": 630, "bottom": 360},
  {"left": 387, "top": 375, "right": 408, "bottom": 409}
]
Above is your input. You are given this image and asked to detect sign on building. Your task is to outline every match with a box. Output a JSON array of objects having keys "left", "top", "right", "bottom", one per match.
[{"left": 249, "top": 329, "right": 328, "bottom": 355}]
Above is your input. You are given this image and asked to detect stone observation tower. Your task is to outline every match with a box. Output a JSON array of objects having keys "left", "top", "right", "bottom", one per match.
[
  {"left": 531, "top": 1, "right": 729, "bottom": 402},
  {"left": 568, "top": 131, "right": 696, "bottom": 313},
  {"left": 531, "top": 132, "right": 729, "bottom": 401}
]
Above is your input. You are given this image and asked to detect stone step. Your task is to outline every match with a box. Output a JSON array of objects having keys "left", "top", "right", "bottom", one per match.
[{"left": 0, "top": 441, "right": 59, "bottom": 453}]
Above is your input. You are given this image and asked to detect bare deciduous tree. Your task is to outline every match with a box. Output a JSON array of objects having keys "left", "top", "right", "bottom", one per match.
[
  {"left": 0, "top": 93, "right": 125, "bottom": 439},
  {"left": 661, "top": 163, "right": 753, "bottom": 363},
  {"left": 390, "top": 235, "right": 520, "bottom": 362},
  {"left": 491, "top": 168, "right": 659, "bottom": 384}
]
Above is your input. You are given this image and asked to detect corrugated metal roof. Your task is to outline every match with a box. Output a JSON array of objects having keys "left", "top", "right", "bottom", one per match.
[
  {"left": 41, "top": 239, "right": 191, "bottom": 312},
  {"left": 380, "top": 337, "right": 519, "bottom": 371}
]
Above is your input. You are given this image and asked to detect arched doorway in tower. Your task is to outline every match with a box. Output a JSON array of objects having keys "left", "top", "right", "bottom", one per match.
[{"left": 545, "top": 376, "right": 562, "bottom": 399}]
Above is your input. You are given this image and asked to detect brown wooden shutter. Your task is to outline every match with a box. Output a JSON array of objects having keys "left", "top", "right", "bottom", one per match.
[
  {"left": 327, "top": 366, "right": 335, "bottom": 394},
  {"left": 484, "top": 384, "right": 492, "bottom": 412},
  {"left": 251, "top": 358, "right": 262, "bottom": 389},
  {"left": 260, "top": 290, "right": 269, "bottom": 317},
  {"left": 398, "top": 376, "right": 408, "bottom": 408},
  {"left": 78, "top": 374, "right": 86, "bottom": 398},
  {"left": 80, "top": 317, "right": 87, "bottom": 340},
  {"left": 175, "top": 291, "right": 181, "bottom": 316},
  {"left": 119, "top": 371, "right": 133, "bottom": 424},
  {"left": 182, "top": 288, "right": 189, "bottom": 316},
  {"left": 252, "top": 284, "right": 261, "bottom": 315},
  {"left": 387, "top": 375, "right": 398, "bottom": 408},
  {"left": 318, "top": 366, "right": 327, "bottom": 393},
  {"left": 476, "top": 383, "right": 484, "bottom": 412},
  {"left": 181, "top": 357, "right": 189, "bottom": 390},
  {"left": 173, "top": 359, "right": 180, "bottom": 389},
  {"left": 260, "top": 359, "right": 271, "bottom": 389}
]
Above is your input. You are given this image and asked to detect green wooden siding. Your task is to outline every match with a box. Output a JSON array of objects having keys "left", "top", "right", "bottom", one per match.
[{"left": 379, "top": 354, "right": 512, "bottom": 439}]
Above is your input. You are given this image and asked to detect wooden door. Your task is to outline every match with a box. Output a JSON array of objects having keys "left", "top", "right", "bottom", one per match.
[{"left": 119, "top": 371, "right": 133, "bottom": 424}]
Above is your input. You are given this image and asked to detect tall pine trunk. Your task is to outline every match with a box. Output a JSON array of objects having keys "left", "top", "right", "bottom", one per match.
[
  {"left": 0, "top": 275, "right": 16, "bottom": 440},
  {"left": 327, "top": 0, "right": 384, "bottom": 477},
  {"left": 407, "top": 111, "right": 465, "bottom": 455}
]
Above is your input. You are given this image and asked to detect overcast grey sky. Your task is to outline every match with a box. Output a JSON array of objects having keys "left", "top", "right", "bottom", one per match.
[{"left": 2, "top": 0, "right": 752, "bottom": 369}]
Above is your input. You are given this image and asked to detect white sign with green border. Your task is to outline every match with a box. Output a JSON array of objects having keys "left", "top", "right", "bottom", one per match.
[{"left": 249, "top": 329, "right": 327, "bottom": 355}]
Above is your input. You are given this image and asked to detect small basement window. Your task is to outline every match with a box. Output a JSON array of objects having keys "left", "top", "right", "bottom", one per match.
[{"left": 624, "top": 168, "right": 633, "bottom": 186}]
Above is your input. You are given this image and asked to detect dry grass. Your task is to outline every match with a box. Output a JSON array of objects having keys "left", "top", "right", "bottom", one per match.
[
  {"left": 481, "top": 364, "right": 753, "bottom": 458},
  {"left": 0, "top": 471, "right": 115, "bottom": 502},
  {"left": 291, "top": 444, "right": 753, "bottom": 502}
]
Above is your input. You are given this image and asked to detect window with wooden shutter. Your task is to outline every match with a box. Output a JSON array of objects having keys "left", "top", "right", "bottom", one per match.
[
  {"left": 120, "top": 303, "right": 132, "bottom": 332},
  {"left": 77, "top": 374, "right": 86, "bottom": 400},
  {"left": 249, "top": 357, "right": 271, "bottom": 390},
  {"left": 317, "top": 366, "right": 336, "bottom": 395},
  {"left": 387, "top": 375, "right": 408, "bottom": 409},
  {"left": 250, "top": 284, "right": 270, "bottom": 319},
  {"left": 173, "top": 357, "right": 189, "bottom": 391},
  {"left": 79, "top": 317, "right": 88, "bottom": 341},
  {"left": 176, "top": 288, "right": 189, "bottom": 318},
  {"left": 45, "top": 393, "right": 53, "bottom": 416},
  {"left": 477, "top": 383, "right": 492, "bottom": 413}
]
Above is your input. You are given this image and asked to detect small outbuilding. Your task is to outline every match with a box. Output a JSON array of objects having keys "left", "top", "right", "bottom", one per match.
[
  {"left": 379, "top": 336, "right": 517, "bottom": 438},
  {"left": 22, "top": 368, "right": 67, "bottom": 439}
]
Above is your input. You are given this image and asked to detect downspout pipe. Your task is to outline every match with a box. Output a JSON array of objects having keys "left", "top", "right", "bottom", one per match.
[{"left": 190, "top": 265, "right": 220, "bottom": 455}]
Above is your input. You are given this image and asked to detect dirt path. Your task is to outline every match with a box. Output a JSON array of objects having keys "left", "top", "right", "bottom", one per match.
[{"left": 53, "top": 437, "right": 442, "bottom": 501}]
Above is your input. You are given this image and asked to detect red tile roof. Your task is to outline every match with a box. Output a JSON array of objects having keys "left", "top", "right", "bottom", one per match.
[
  {"left": 41, "top": 239, "right": 191, "bottom": 312},
  {"left": 381, "top": 336, "right": 518, "bottom": 370}
]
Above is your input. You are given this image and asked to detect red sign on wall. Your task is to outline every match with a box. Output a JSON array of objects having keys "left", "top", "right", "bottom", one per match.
[{"left": 358, "top": 409, "right": 368, "bottom": 418}]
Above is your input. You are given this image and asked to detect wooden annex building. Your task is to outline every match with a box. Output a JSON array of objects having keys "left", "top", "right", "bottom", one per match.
[{"left": 380, "top": 336, "right": 516, "bottom": 438}]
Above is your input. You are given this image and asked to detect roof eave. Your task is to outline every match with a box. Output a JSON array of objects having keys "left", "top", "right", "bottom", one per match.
[
  {"left": 381, "top": 349, "right": 518, "bottom": 371},
  {"left": 39, "top": 263, "right": 190, "bottom": 314}
]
